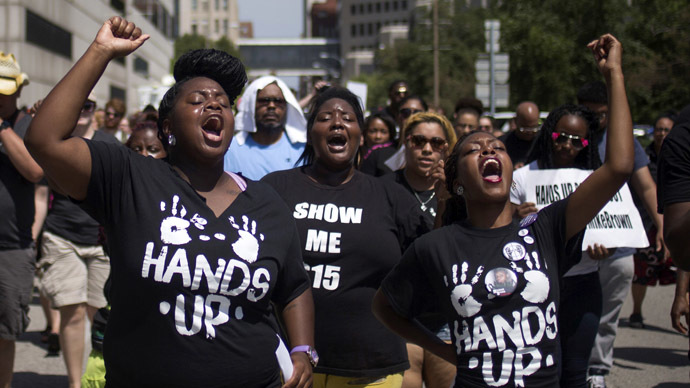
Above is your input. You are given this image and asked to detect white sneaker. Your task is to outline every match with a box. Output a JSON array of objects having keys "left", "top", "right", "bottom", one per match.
[{"left": 587, "top": 375, "right": 607, "bottom": 388}]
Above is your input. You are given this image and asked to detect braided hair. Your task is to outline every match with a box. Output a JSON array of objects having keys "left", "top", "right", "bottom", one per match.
[
  {"left": 157, "top": 49, "right": 247, "bottom": 148},
  {"left": 526, "top": 104, "right": 601, "bottom": 170}
]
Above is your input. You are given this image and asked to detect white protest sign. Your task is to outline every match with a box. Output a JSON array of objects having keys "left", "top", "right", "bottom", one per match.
[{"left": 518, "top": 168, "right": 648, "bottom": 249}]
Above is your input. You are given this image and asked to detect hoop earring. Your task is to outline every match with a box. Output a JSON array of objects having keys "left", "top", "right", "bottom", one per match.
[
  {"left": 168, "top": 134, "right": 176, "bottom": 146},
  {"left": 456, "top": 185, "right": 464, "bottom": 196}
]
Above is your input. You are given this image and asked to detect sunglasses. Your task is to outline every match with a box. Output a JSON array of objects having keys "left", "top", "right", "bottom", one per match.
[
  {"left": 105, "top": 110, "right": 123, "bottom": 118},
  {"left": 407, "top": 134, "right": 448, "bottom": 151},
  {"left": 82, "top": 101, "right": 96, "bottom": 113},
  {"left": 257, "top": 97, "right": 286, "bottom": 106},
  {"left": 399, "top": 108, "right": 423, "bottom": 118},
  {"left": 551, "top": 132, "right": 589, "bottom": 149}
]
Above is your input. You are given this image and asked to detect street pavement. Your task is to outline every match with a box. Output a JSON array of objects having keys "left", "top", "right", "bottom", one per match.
[{"left": 12, "top": 283, "right": 690, "bottom": 387}]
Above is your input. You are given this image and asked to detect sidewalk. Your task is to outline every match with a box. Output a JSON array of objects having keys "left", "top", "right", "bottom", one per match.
[{"left": 12, "top": 284, "right": 690, "bottom": 387}]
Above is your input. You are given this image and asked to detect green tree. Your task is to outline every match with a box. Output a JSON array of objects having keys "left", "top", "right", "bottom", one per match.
[{"left": 212, "top": 35, "right": 241, "bottom": 59}]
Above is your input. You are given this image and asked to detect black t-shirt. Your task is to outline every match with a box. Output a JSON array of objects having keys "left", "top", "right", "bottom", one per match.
[
  {"left": 359, "top": 145, "right": 397, "bottom": 177},
  {"left": 262, "top": 167, "right": 428, "bottom": 377},
  {"left": 0, "top": 113, "right": 34, "bottom": 249},
  {"left": 82, "top": 140, "right": 310, "bottom": 388},
  {"left": 44, "top": 130, "right": 120, "bottom": 245},
  {"left": 382, "top": 169, "right": 437, "bottom": 226},
  {"left": 381, "top": 199, "right": 584, "bottom": 388},
  {"left": 657, "top": 124, "right": 690, "bottom": 213},
  {"left": 500, "top": 131, "right": 537, "bottom": 167}
]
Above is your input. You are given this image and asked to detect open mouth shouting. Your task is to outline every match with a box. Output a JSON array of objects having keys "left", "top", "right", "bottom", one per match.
[
  {"left": 202, "top": 115, "right": 224, "bottom": 142},
  {"left": 326, "top": 132, "right": 348, "bottom": 153},
  {"left": 480, "top": 157, "right": 502, "bottom": 183}
]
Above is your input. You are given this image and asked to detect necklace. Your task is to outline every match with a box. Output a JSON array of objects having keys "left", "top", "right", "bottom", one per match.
[{"left": 413, "top": 190, "right": 436, "bottom": 214}]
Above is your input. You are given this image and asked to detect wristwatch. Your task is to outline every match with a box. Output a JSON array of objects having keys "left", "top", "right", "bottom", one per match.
[
  {"left": 0, "top": 120, "right": 10, "bottom": 131},
  {"left": 290, "top": 345, "right": 319, "bottom": 367}
]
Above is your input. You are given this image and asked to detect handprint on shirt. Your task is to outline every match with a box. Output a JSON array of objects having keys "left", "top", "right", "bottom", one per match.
[
  {"left": 159, "top": 195, "right": 208, "bottom": 245},
  {"left": 446, "top": 262, "right": 484, "bottom": 318},
  {"left": 229, "top": 215, "right": 264, "bottom": 263},
  {"left": 521, "top": 251, "right": 549, "bottom": 304}
]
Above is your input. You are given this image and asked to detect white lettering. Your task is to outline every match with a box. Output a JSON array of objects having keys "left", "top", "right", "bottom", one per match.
[
  {"left": 339, "top": 206, "right": 362, "bottom": 224},
  {"left": 306, "top": 229, "right": 329, "bottom": 253},
  {"left": 521, "top": 306, "right": 546, "bottom": 346},
  {"left": 513, "top": 347, "right": 541, "bottom": 387},
  {"left": 248, "top": 268, "right": 270, "bottom": 302},
  {"left": 174, "top": 294, "right": 203, "bottom": 336},
  {"left": 219, "top": 259, "right": 251, "bottom": 296},
  {"left": 493, "top": 311, "right": 524, "bottom": 351},
  {"left": 307, "top": 204, "right": 324, "bottom": 220},
  {"left": 328, "top": 232, "right": 341, "bottom": 253},
  {"left": 482, "top": 350, "right": 513, "bottom": 386},
  {"left": 203, "top": 294, "right": 230, "bottom": 339},
  {"left": 472, "top": 317, "right": 497, "bottom": 351},
  {"left": 545, "top": 301, "right": 558, "bottom": 340},
  {"left": 324, "top": 204, "right": 339, "bottom": 223},
  {"left": 293, "top": 202, "right": 309, "bottom": 219},
  {"left": 191, "top": 255, "right": 226, "bottom": 293},
  {"left": 142, "top": 242, "right": 167, "bottom": 281},
  {"left": 162, "top": 248, "right": 191, "bottom": 287}
]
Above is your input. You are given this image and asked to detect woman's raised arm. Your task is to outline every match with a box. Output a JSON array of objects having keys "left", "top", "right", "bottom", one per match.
[
  {"left": 24, "top": 17, "right": 148, "bottom": 200},
  {"left": 565, "top": 34, "right": 634, "bottom": 240}
]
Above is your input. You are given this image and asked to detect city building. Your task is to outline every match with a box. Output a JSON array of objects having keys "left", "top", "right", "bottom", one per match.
[
  {"left": 177, "top": 0, "right": 240, "bottom": 43},
  {"left": 0, "top": 0, "right": 175, "bottom": 114}
]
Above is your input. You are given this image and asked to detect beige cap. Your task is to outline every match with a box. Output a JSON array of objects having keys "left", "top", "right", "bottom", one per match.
[{"left": 0, "top": 52, "right": 29, "bottom": 96}]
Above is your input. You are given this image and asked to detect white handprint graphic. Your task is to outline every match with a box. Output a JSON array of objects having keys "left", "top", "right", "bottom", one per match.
[
  {"left": 446, "top": 262, "right": 484, "bottom": 318},
  {"left": 159, "top": 195, "right": 207, "bottom": 245},
  {"left": 521, "top": 251, "right": 549, "bottom": 303},
  {"left": 229, "top": 215, "right": 265, "bottom": 263}
]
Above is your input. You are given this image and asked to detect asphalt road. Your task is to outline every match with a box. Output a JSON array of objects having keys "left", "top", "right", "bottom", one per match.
[{"left": 11, "top": 283, "right": 690, "bottom": 387}]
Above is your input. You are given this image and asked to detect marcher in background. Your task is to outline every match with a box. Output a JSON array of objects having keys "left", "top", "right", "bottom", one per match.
[
  {"left": 500, "top": 101, "right": 540, "bottom": 169},
  {"left": 224, "top": 75, "right": 307, "bottom": 180},
  {"left": 0, "top": 50, "right": 43, "bottom": 388},
  {"left": 512, "top": 103, "right": 605, "bottom": 388},
  {"left": 381, "top": 112, "right": 456, "bottom": 388},
  {"left": 579, "top": 80, "right": 666, "bottom": 388},
  {"left": 361, "top": 113, "right": 396, "bottom": 161},
  {"left": 360, "top": 95, "right": 428, "bottom": 177},
  {"left": 478, "top": 115, "right": 495, "bottom": 133},
  {"left": 99, "top": 98, "right": 128, "bottom": 143},
  {"left": 452, "top": 98, "right": 483, "bottom": 138},
  {"left": 657, "top": 105, "right": 690, "bottom": 372},
  {"left": 36, "top": 92, "right": 117, "bottom": 388},
  {"left": 81, "top": 120, "right": 168, "bottom": 388},
  {"left": 629, "top": 112, "right": 677, "bottom": 329}
]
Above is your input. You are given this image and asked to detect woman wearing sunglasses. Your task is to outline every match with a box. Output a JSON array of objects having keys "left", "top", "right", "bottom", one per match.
[
  {"left": 360, "top": 96, "right": 428, "bottom": 177},
  {"left": 381, "top": 112, "right": 457, "bottom": 388},
  {"left": 510, "top": 104, "right": 609, "bottom": 388}
]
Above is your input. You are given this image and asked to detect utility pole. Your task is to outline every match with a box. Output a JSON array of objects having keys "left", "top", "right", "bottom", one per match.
[{"left": 432, "top": 0, "right": 440, "bottom": 108}]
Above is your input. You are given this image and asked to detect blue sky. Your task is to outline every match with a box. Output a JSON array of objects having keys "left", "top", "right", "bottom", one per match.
[{"left": 237, "top": 0, "right": 304, "bottom": 38}]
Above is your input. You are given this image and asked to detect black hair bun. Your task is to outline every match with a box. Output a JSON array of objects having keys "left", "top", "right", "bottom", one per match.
[{"left": 173, "top": 49, "right": 247, "bottom": 101}]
